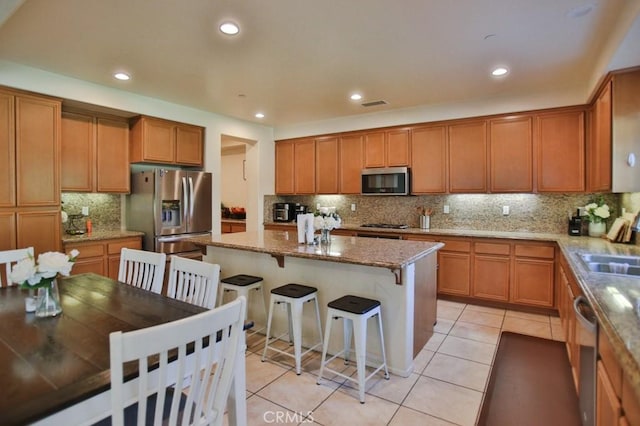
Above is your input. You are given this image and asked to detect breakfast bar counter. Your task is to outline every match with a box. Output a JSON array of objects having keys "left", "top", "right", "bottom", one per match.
[{"left": 188, "top": 230, "right": 443, "bottom": 376}]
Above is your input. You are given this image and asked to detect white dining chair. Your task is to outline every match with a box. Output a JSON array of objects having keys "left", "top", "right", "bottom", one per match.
[
  {"left": 117, "top": 248, "right": 166, "bottom": 294},
  {"left": 108, "top": 296, "right": 247, "bottom": 426},
  {"left": 0, "top": 247, "right": 34, "bottom": 287},
  {"left": 167, "top": 256, "right": 221, "bottom": 309}
]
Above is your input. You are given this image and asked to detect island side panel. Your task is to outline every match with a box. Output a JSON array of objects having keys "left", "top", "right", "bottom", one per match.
[
  {"left": 206, "top": 245, "right": 416, "bottom": 377},
  {"left": 413, "top": 253, "right": 437, "bottom": 356}
]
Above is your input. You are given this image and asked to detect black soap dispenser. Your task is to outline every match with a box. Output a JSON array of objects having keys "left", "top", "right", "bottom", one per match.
[{"left": 568, "top": 209, "right": 582, "bottom": 236}]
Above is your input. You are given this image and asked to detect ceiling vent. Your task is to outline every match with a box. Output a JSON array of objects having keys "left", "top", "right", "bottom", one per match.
[{"left": 361, "top": 100, "right": 388, "bottom": 107}]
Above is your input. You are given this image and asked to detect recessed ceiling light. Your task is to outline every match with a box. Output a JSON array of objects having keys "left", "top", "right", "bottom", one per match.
[
  {"left": 113, "top": 72, "right": 130, "bottom": 81},
  {"left": 491, "top": 67, "right": 509, "bottom": 77},
  {"left": 567, "top": 4, "right": 595, "bottom": 19},
  {"left": 220, "top": 22, "right": 240, "bottom": 35},
  {"left": 350, "top": 93, "right": 362, "bottom": 101},
  {"left": 255, "top": 113, "right": 265, "bottom": 119}
]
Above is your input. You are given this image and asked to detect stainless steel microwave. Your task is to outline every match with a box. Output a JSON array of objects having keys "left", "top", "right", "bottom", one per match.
[{"left": 361, "top": 167, "right": 410, "bottom": 195}]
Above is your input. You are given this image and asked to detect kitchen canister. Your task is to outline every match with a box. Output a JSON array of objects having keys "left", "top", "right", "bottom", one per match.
[{"left": 420, "top": 215, "right": 430, "bottom": 230}]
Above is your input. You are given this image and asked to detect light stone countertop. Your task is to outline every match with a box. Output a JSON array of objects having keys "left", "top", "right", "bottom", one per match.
[
  {"left": 61, "top": 229, "right": 144, "bottom": 244},
  {"left": 187, "top": 230, "right": 444, "bottom": 271},
  {"left": 265, "top": 222, "right": 640, "bottom": 400}
]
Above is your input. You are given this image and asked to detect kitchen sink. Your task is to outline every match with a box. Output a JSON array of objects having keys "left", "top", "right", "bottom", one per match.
[{"left": 578, "top": 253, "right": 640, "bottom": 277}]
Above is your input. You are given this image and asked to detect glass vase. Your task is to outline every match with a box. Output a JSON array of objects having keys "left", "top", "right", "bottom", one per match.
[
  {"left": 320, "top": 228, "right": 331, "bottom": 244},
  {"left": 36, "top": 279, "right": 63, "bottom": 318},
  {"left": 588, "top": 221, "right": 606, "bottom": 238}
]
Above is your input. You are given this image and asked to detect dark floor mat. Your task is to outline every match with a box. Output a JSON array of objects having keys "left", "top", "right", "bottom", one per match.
[{"left": 477, "top": 332, "right": 581, "bottom": 426}]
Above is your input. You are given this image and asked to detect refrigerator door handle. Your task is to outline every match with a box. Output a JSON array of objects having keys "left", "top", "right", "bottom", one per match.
[
  {"left": 189, "top": 177, "right": 195, "bottom": 218},
  {"left": 182, "top": 177, "right": 189, "bottom": 226}
]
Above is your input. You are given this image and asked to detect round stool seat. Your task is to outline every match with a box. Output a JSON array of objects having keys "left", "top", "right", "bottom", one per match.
[
  {"left": 328, "top": 295, "right": 380, "bottom": 315},
  {"left": 271, "top": 283, "right": 318, "bottom": 299},
  {"left": 221, "top": 274, "right": 263, "bottom": 286}
]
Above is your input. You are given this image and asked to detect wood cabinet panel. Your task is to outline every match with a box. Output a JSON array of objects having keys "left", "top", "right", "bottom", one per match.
[
  {"left": 275, "top": 140, "right": 295, "bottom": 194},
  {"left": 221, "top": 221, "right": 246, "bottom": 233},
  {"left": 16, "top": 210, "right": 61, "bottom": 255},
  {"left": 473, "top": 254, "right": 510, "bottom": 301},
  {"left": 294, "top": 138, "right": 316, "bottom": 194},
  {"left": 96, "top": 118, "right": 129, "bottom": 192},
  {"left": 386, "top": 129, "right": 410, "bottom": 167},
  {"left": 597, "top": 361, "right": 623, "bottom": 426},
  {"left": 589, "top": 80, "right": 612, "bottom": 192},
  {"left": 536, "top": 110, "right": 585, "bottom": 192},
  {"left": 316, "top": 137, "right": 339, "bottom": 194},
  {"left": 15, "top": 95, "right": 60, "bottom": 206},
  {"left": 600, "top": 331, "right": 623, "bottom": 398},
  {"left": 175, "top": 125, "right": 203, "bottom": 165},
  {"left": 514, "top": 243, "right": 555, "bottom": 259},
  {"left": 0, "top": 92, "right": 15, "bottom": 207},
  {"left": 411, "top": 126, "right": 447, "bottom": 194},
  {"left": 512, "top": 258, "right": 554, "bottom": 307},
  {"left": 61, "top": 112, "right": 94, "bottom": 192},
  {"left": 65, "top": 237, "right": 141, "bottom": 279},
  {"left": 73, "top": 258, "right": 106, "bottom": 276},
  {"left": 363, "top": 132, "right": 385, "bottom": 168},
  {"left": 0, "top": 212, "right": 16, "bottom": 251},
  {"left": 448, "top": 121, "right": 487, "bottom": 193},
  {"left": 489, "top": 116, "right": 533, "bottom": 192},
  {"left": 438, "top": 251, "right": 471, "bottom": 296},
  {"left": 339, "top": 134, "right": 363, "bottom": 194}
]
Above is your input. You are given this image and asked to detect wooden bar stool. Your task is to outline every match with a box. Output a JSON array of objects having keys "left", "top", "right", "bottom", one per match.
[
  {"left": 317, "top": 295, "right": 389, "bottom": 403},
  {"left": 262, "top": 283, "right": 323, "bottom": 375},
  {"left": 218, "top": 274, "right": 267, "bottom": 335}
]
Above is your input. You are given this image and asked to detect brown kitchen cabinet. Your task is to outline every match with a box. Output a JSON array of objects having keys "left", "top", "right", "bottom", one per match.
[
  {"left": 129, "top": 115, "right": 204, "bottom": 167},
  {"left": 472, "top": 241, "right": 510, "bottom": 302},
  {"left": 221, "top": 220, "right": 246, "bottom": 233},
  {"left": 275, "top": 138, "right": 316, "bottom": 194},
  {"left": 535, "top": 108, "right": 585, "bottom": 192},
  {"left": 64, "top": 236, "right": 142, "bottom": 280},
  {"left": 363, "top": 129, "right": 410, "bottom": 168},
  {"left": 511, "top": 242, "right": 555, "bottom": 307},
  {"left": 315, "top": 136, "right": 339, "bottom": 194},
  {"left": 437, "top": 238, "right": 472, "bottom": 296},
  {"left": 410, "top": 125, "right": 447, "bottom": 194},
  {"left": 489, "top": 115, "right": 533, "bottom": 192},
  {"left": 588, "top": 79, "right": 612, "bottom": 192},
  {"left": 448, "top": 120, "right": 487, "bottom": 193},
  {"left": 0, "top": 87, "right": 61, "bottom": 254},
  {"left": 61, "top": 111, "right": 130, "bottom": 193},
  {"left": 339, "top": 134, "right": 364, "bottom": 194}
]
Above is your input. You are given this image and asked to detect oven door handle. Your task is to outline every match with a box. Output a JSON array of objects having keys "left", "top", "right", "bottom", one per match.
[{"left": 573, "top": 295, "right": 597, "bottom": 333}]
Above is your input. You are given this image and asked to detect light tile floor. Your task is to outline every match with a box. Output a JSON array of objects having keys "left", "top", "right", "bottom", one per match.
[{"left": 227, "top": 299, "right": 564, "bottom": 426}]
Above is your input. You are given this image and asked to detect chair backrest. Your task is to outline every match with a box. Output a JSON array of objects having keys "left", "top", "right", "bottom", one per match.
[
  {"left": 109, "top": 296, "right": 247, "bottom": 426},
  {"left": 167, "top": 256, "right": 221, "bottom": 309},
  {"left": 0, "top": 247, "right": 34, "bottom": 287},
  {"left": 117, "top": 248, "right": 166, "bottom": 294}
]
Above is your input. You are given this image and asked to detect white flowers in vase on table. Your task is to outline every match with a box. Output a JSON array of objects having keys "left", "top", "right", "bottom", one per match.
[
  {"left": 11, "top": 250, "right": 79, "bottom": 288},
  {"left": 583, "top": 198, "right": 611, "bottom": 223},
  {"left": 313, "top": 208, "right": 341, "bottom": 231}
]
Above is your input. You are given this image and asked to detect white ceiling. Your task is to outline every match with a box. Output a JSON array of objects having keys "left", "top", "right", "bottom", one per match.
[{"left": 0, "top": 0, "right": 639, "bottom": 129}]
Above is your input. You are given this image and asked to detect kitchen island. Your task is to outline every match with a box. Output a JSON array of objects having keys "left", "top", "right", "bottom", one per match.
[{"left": 187, "top": 230, "right": 443, "bottom": 376}]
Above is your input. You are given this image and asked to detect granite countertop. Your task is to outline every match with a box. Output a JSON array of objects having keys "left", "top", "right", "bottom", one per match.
[
  {"left": 61, "top": 229, "right": 144, "bottom": 244},
  {"left": 187, "top": 230, "right": 443, "bottom": 270},
  {"left": 264, "top": 222, "right": 640, "bottom": 398}
]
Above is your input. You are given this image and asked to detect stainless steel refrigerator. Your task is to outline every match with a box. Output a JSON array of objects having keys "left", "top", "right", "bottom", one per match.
[{"left": 126, "top": 169, "right": 212, "bottom": 258}]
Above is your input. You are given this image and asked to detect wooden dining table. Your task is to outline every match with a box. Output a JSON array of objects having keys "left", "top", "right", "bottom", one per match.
[{"left": 0, "top": 273, "right": 247, "bottom": 426}]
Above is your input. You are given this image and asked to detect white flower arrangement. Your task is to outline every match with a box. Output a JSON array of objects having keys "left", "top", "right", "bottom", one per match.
[
  {"left": 313, "top": 211, "right": 342, "bottom": 231},
  {"left": 10, "top": 250, "right": 79, "bottom": 289},
  {"left": 583, "top": 199, "right": 611, "bottom": 224}
]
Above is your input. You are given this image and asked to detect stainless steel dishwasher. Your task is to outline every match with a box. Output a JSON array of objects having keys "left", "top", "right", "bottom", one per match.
[{"left": 574, "top": 295, "right": 597, "bottom": 426}]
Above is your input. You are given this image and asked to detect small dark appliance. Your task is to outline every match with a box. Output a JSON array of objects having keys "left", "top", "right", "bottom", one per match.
[
  {"left": 568, "top": 210, "right": 582, "bottom": 236},
  {"left": 273, "top": 202, "right": 297, "bottom": 222}
]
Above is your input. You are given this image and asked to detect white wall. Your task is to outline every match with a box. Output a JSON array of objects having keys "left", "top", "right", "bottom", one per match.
[
  {"left": 0, "top": 60, "right": 274, "bottom": 233},
  {"left": 221, "top": 147, "right": 248, "bottom": 209}
]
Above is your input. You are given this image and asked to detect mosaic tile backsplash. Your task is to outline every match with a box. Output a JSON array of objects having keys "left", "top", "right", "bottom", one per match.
[{"left": 265, "top": 193, "right": 622, "bottom": 235}]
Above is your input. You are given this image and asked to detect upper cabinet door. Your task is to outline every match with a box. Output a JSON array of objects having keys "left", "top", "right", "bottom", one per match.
[
  {"left": 15, "top": 94, "right": 61, "bottom": 207},
  {"left": 489, "top": 116, "right": 533, "bottom": 193},
  {"left": 130, "top": 116, "right": 175, "bottom": 164},
  {"left": 0, "top": 91, "right": 15, "bottom": 207},
  {"left": 316, "top": 137, "right": 339, "bottom": 194},
  {"left": 294, "top": 138, "right": 316, "bottom": 194},
  {"left": 339, "top": 134, "right": 364, "bottom": 194},
  {"left": 448, "top": 121, "right": 487, "bottom": 193},
  {"left": 411, "top": 126, "right": 447, "bottom": 194},
  {"left": 275, "top": 140, "right": 295, "bottom": 194},
  {"left": 175, "top": 124, "right": 203, "bottom": 166},
  {"left": 536, "top": 110, "right": 585, "bottom": 192},
  {"left": 61, "top": 111, "right": 94, "bottom": 192},
  {"left": 386, "top": 129, "right": 410, "bottom": 167},
  {"left": 96, "top": 118, "right": 130, "bottom": 193},
  {"left": 588, "top": 81, "right": 612, "bottom": 192},
  {"left": 363, "top": 132, "right": 385, "bottom": 168}
]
